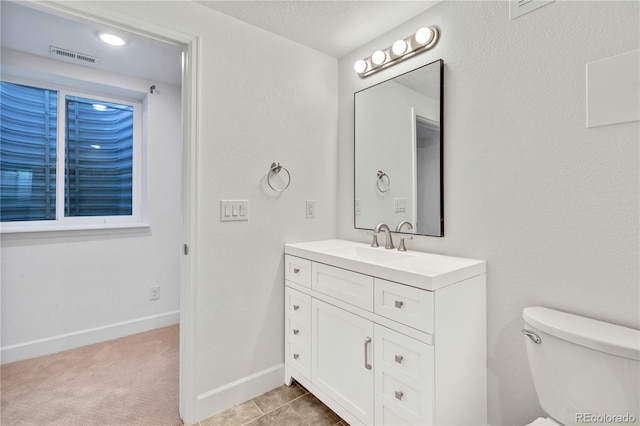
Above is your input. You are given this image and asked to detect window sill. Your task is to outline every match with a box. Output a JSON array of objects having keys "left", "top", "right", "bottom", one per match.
[{"left": 0, "top": 222, "right": 151, "bottom": 239}]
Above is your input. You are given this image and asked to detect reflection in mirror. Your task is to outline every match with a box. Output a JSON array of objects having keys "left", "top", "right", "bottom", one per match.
[{"left": 354, "top": 59, "right": 443, "bottom": 237}]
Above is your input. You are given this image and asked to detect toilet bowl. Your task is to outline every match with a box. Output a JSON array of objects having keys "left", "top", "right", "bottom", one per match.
[
  {"left": 522, "top": 307, "right": 639, "bottom": 426},
  {"left": 527, "top": 417, "right": 561, "bottom": 426}
]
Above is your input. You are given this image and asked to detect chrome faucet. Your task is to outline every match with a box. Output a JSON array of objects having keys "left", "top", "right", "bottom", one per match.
[
  {"left": 373, "top": 223, "right": 394, "bottom": 249},
  {"left": 395, "top": 221, "right": 413, "bottom": 232},
  {"left": 395, "top": 221, "right": 413, "bottom": 252}
]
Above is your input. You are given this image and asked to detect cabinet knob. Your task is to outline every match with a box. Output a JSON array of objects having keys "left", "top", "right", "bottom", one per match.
[
  {"left": 395, "top": 354, "right": 404, "bottom": 364},
  {"left": 293, "top": 353, "right": 299, "bottom": 360},
  {"left": 394, "top": 300, "right": 404, "bottom": 309},
  {"left": 293, "top": 268, "right": 300, "bottom": 273},
  {"left": 293, "top": 305, "right": 300, "bottom": 311},
  {"left": 395, "top": 390, "right": 404, "bottom": 401},
  {"left": 293, "top": 329, "right": 300, "bottom": 335}
]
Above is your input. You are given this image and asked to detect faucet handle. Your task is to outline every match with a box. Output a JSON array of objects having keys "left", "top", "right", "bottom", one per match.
[
  {"left": 398, "top": 236, "right": 413, "bottom": 252},
  {"left": 367, "top": 232, "right": 379, "bottom": 247}
]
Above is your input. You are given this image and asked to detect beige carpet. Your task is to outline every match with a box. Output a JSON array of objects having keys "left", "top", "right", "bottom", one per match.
[{"left": 1, "top": 325, "right": 182, "bottom": 426}]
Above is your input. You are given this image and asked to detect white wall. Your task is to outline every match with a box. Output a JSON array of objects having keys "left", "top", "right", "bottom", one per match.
[
  {"left": 62, "top": 1, "right": 339, "bottom": 421},
  {"left": 0, "top": 49, "right": 182, "bottom": 362},
  {"left": 338, "top": 2, "right": 639, "bottom": 425}
]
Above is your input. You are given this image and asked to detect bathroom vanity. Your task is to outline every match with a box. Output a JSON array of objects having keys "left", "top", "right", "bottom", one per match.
[{"left": 283, "top": 239, "right": 486, "bottom": 426}]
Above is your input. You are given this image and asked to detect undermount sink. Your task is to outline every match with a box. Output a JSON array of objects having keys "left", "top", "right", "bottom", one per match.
[
  {"left": 284, "top": 239, "right": 486, "bottom": 291},
  {"left": 326, "top": 245, "right": 416, "bottom": 264}
]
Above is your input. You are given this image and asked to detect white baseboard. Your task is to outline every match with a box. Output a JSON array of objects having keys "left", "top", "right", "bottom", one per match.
[
  {"left": 196, "top": 363, "right": 285, "bottom": 422},
  {"left": 1, "top": 310, "right": 180, "bottom": 365}
]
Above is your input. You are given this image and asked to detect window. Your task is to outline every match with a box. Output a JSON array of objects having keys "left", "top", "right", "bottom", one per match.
[{"left": 0, "top": 80, "right": 143, "bottom": 231}]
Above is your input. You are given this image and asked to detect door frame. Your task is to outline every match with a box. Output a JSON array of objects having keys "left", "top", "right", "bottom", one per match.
[{"left": 26, "top": 2, "right": 200, "bottom": 424}]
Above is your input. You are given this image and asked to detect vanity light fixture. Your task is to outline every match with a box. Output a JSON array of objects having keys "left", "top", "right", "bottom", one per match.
[
  {"left": 97, "top": 32, "right": 127, "bottom": 47},
  {"left": 354, "top": 26, "right": 439, "bottom": 77},
  {"left": 392, "top": 39, "right": 408, "bottom": 56},
  {"left": 354, "top": 59, "right": 368, "bottom": 74},
  {"left": 371, "top": 50, "right": 387, "bottom": 66}
]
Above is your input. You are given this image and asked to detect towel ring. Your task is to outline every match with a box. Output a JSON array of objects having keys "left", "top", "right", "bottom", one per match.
[
  {"left": 267, "top": 162, "right": 291, "bottom": 192},
  {"left": 376, "top": 170, "right": 390, "bottom": 193}
]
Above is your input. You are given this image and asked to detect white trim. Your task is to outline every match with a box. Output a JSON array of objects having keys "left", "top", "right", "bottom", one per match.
[
  {"left": 180, "top": 35, "right": 200, "bottom": 426},
  {"left": 0, "top": 222, "right": 150, "bottom": 236},
  {"left": 1, "top": 310, "right": 179, "bottom": 365},
  {"left": 196, "top": 364, "right": 285, "bottom": 421}
]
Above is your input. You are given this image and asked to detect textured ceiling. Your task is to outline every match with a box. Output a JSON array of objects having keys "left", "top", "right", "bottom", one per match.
[
  {"left": 1, "top": 1, "right": 183, "bottom": 86},
  {"left": 1, "top": 1, "right": 440, "bottom": 85},
  {"left": 196, "top": 1, "right": 441, "bottom": 58}
]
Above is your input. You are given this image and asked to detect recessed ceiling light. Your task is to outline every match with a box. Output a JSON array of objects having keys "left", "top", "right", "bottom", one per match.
[{"left": 97, "top": 32, "right": 127, "bottom": 47}]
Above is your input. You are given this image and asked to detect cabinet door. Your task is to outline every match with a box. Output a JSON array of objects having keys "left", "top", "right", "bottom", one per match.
[
  {"left": 312, "top": 299, "right": 374, "bottom": 425},
  {"left": 374, "top": 324, "right": 434, "bottom": 425}
]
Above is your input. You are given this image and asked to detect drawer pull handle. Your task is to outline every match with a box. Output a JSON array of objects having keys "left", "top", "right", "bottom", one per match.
[
  {"left": 364, "top": 337, "right": 372, "bottom": 370},
  {"left": 395, "top": 390, "right": 404, "bottom": 401},
  {"left": 293, "top": 353, "right": 299, "bottom": 360},
  {"left": 394, "top": 300, "right": 404, "bottom": 309},
  {"left": 293, "top": 329, "right": 300, "bottom": 335},
  {"left": 395, "top": 354, "right": 404, "bottom": 364},
  {"left": 293, "top": 268, "right": 300, "bottom": 274},
  {"left": 293, "top": 305, "right": 300, "bottom": 311}
]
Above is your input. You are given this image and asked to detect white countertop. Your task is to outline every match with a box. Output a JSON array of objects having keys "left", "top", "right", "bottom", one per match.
[{"left": 285, "top": 239, "right": 486, "bottom": 291}]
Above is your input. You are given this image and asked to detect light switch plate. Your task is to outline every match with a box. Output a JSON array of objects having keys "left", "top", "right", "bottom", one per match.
[
  {"left": 220, "top": 200, "right": 249, "bottom": 221},
  {"left": 394, "top": 198, "right": 406, "bottom": 213}
]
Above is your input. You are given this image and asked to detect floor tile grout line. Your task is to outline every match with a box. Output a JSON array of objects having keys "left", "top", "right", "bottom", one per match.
[
  {"left": 252, "top": 388, "right": 310, "bottom": 416},
  {"left": 250, "top": 399, "right": 265, "bottom": 416},
  {"left": 286, "top": 402, "right": 312, "bottom": 426}
]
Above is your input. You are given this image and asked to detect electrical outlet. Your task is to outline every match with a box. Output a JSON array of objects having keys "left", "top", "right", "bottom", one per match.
[
  {"left": 149, "top": 285, "right": 160, "bottom": 300},
  {"left": 306, "top": 200, "right": 316, "bottom": 219}
]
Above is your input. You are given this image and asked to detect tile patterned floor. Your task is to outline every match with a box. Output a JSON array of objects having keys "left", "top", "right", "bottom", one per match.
[{"left": 200, "top": 382, "right": 348, "bottom": 426}]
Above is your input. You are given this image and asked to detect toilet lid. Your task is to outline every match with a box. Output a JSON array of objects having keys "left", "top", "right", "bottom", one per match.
[{"left": 528, "top": 417, "right": 562, "bottom": 425}]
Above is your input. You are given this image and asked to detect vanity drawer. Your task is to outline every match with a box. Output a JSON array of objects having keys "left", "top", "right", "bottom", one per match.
[
  {"left": 375, "top": 324, "right": 434, "bottom": 425},
  {"left": 312, "top": 263, "right": 374, "bottom": 311},
  {"left": 287, "top": 340, "right": 311, "bottom": 380},
  {"left": 286, "top": 287, "right": 311, "bottom": 328},
  {"left": 285, "top": 255, "right": 312, "bottom": 288},
  {"left": 288, "top": 317, "right": 310, "bottom": 344},
  {"left": 285, "top": 287, "right": 311, "bottom": 380},
  {"left": 374, "top": 279, "right": 434, "bottom": 333}
]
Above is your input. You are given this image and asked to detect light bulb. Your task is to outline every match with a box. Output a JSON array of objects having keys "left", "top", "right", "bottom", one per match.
[
  {"left": 354, "top": 59, "right": 368, "bottom": 74},
  {"left": 392, "top": 40, "right": 407, "bottom": 56},
  {"left": 98, "top": 32, "right": 127, "bottom": 46},
  {"left": 371, "top": 50, "right": 386, "bottom": 66},
  {"left": 415, "top": 27, "right": 433, "bottom": 45}
]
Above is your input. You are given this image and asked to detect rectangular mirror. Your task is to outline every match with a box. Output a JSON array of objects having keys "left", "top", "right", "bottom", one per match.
[{"left": 354, "top": 59, "right": 444, "bottom": 237}]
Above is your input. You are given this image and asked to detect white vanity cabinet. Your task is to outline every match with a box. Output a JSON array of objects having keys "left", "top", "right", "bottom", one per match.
[{"left": 284, "top": 240, "right": 487, "bottom": 426}]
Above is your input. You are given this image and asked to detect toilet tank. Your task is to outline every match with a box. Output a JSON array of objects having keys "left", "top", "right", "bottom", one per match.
[{"left": 523, "top": 307, "right": 639, "bottom": 426}]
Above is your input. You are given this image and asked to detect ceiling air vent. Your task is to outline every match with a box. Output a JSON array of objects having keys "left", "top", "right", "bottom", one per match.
[{"left": 49, "top": 46, "right": 101, "bottom": 65}]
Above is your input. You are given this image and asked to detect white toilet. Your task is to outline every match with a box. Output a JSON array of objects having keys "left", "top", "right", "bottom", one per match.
[{"left": 522, "top": 307, "right": 640, "bottom": 426}]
